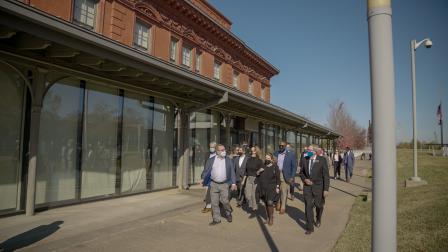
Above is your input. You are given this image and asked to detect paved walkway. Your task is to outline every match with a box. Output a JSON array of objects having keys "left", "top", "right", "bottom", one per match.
[{"left": 0, "top": 160, "right": 371, "bottom": 252}]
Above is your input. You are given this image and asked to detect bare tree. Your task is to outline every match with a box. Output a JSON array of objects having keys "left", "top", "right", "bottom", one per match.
[{"left": 327, "top": 100, "right": 366, "bottom": 149}]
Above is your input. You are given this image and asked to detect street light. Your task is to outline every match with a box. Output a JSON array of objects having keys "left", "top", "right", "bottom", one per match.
[{"left": 410, "top": 38, "right": 432, "bottom": 182}]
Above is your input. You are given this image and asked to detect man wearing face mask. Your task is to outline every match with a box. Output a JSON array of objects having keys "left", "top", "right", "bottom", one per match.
[
  {"left": 201, "top": 142, "right": 217, "bottom": 213},
  {"left": 274, "top": 141, "right": 297, "bottom": 214},
  {"left": 201, "top": 144, "right": 237, "bottom": 225},
  {"left": 299, "top": 145, "right": 330, "bottom": 235}
]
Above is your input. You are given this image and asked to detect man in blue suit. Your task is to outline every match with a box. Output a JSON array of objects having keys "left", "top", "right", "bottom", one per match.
[
  {"left": 201, "top": 144, "right": 237, "bottom": 225},
  {"left": 274, "top": 141, "right": 297, "bottom": 214},
  {"left": 343, "top": 146, "right": 355, "bottom": 183}
]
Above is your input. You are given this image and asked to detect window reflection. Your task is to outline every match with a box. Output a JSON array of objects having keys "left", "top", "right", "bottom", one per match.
[
  {"left": 121, "top": 92, "right": 152, "bottom": 193},
  {"left": 37, "top": 80, "right": 80, "bottom": 204},
  {"left": 0, "top": 65, "right": 24, "bottom": 210},
  {"left": 81, "top": 84, "right": 119, "bottom": 199}
]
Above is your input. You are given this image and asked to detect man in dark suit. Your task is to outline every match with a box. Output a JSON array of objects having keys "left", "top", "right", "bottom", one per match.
[
  {"left": 201, "top": 144, "right": 237, "bottom": 225},
  {"left": 299, "top": 146, "right": 330, "bottom": 235},
  {"left": 274, "top": 141, "right": 297, "bottom": 214},
  {"left": 343, "top": 146, "right": 355, "bottom": 183},
  {"left": 232, "top": 146, "right": 248, "bottom": 206}
]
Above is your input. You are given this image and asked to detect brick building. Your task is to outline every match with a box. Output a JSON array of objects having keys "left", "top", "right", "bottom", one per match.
[{"left": 0, "top": 0, "right": 339, "bottom": 216}]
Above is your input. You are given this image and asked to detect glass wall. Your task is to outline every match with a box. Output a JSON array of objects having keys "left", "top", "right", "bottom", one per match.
[
  {"left": 265, "top": 125, "right": 275, "bottom": 154},
  {"left": 189, "top": 110, "right": 221, "bottom": 184},
  {"left": 36, "top": 79, "right": 176, "bottom": 206},
  {"left": 286, "top": 131, "right": 297, "bottom": 156},
  {"left": 81, "top": 84, "right": 120, "bottom": 198},
  {"left": 190, "top": 111, "right": 209, "bottom": 183},
  {"left": 151, "top": 98, "right": 174, "bottom": 190},
  {"left": 0, "top": 64, "right": 25, "bottom": 211},
  {"left": 121, "top": 92, "right": 152, "bottom": 193},
  {"left": 37, "top": 80, "right": 80, "bottom": 204},
  {"left": 210, "top": 111, "right": 220, "bottom": 143}
]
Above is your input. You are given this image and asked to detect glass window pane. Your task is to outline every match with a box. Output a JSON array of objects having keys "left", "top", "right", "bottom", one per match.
[
  {"left": 121, "top": 92, "right": 152, "bottom": 193},
  {"left": 0, "top": 65, "right": 24, "bottom": 211},
  {"left": 36, "top": 81, "right": 80, "bottom": 204},
  {"left": 81, "top": 84, "right": 119, "bottom": 199},
  {"left": 152, "top": 98, "right": 174, "bottom": 190},
  {"left": 190, "top": 111, "right": 209, "bottom": 183}
]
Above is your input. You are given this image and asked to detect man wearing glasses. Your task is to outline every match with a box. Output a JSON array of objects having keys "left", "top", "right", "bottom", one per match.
[{"left": 274, "top": 141, "right": 298, "bottom": 214}]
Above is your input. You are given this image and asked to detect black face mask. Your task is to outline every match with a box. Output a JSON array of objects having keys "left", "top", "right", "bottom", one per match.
[{"left": 265, "top": 160, "right": 272, "bottom": 165}]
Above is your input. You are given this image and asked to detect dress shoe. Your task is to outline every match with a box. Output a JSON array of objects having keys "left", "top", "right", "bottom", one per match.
[
  {"left": 201, "top": 208, "right": 211, "bottom": 213},
  {"left": 305, "top": 230, "right": 314, "bottom": 235},
  {"left": 209, "top": 220, "right": 221, "bottom": 226},
  {"left": 226, "top": 214, "right": 233, "bottom": 223}
]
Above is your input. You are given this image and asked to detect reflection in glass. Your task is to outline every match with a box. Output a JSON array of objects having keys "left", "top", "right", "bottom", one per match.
[
  {"left": 190, "top": 111, "right": 209, "bottom": 183},
  {"left": 266, "top": 125, "right": 275, "bottom": 154},
  {"left": 152, "top": 98, "right": 174, "bottom": 190},
  {"left": 121, "top": 92, "right": 152, "bottom": 193},
  {"left": 37, "top": 81, "right": 80, "bottom": 204},
  {"left": 0, "top": 65, "right": 24, "bottom": 210},
  {"left": 81, "top": 84, "right": 119, "bottom": 198}
]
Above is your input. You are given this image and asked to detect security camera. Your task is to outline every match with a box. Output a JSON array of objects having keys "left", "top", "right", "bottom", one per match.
[{"left": 424, "top": 39, "right": 432, "bottom": 48}]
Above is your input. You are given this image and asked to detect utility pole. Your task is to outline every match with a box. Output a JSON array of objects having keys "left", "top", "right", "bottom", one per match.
[{"left": 367, "top": 0, "right": 397, "bottom": 251}]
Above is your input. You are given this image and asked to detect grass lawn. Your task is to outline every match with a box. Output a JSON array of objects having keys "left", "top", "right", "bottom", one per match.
[{"left": 333, "top": 149, "right": 448, "bottom": 251}]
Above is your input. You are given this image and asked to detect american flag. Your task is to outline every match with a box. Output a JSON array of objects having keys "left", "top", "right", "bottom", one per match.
[{"left": 437, "top": 102, "right": 442, "bottom": 125}]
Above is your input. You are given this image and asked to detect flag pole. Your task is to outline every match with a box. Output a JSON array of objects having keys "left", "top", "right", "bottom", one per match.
[{"left": 441, "top": 102, "right": 444, "bottom": 147}]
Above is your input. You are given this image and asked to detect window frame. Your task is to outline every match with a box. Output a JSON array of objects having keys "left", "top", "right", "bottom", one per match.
[
  {"left": 248, "top": 79, "right": 254, "bottom": 95},
  {"left": 213, "top": 61, "right": 221, "bottom": 81},
  {"left": 73, "top": 0, "right": 98, "bottom": 30},
  {"left": 133, "top": 20, "right": 151, "bottom": 52},
  {"left": 181, "top": 44, "right": 192, "bottom": 68},
  {"left": 169, "top": 37, "right": 179, "bottom": 63},
  {"left": 195, "top": 50, "right": 202, "bottom": 73},
  {"left": 232, "top": 71, "right": 239, "bottom": 88}
]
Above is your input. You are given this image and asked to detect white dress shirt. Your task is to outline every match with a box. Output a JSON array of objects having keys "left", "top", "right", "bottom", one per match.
[{"left": 211, "top": 157, "right": 227, "bottom": 183}]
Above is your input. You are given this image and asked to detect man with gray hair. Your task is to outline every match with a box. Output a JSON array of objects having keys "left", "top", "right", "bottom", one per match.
[{"left": 201, "top": 144, "right": 237, "bottom": 225}]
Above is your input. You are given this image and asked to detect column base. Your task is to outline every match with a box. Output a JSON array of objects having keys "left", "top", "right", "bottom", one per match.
[{"left": 405, "top": 177, "right": 427, "bottom": 187}]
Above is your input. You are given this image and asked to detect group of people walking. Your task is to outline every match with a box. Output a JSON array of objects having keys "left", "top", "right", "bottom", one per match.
[{"left": 199, "top": 141, "right": 355, "bottom": 235}]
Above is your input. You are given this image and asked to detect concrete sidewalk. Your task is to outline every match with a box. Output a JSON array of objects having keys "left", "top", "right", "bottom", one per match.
[{"left": 0, "top": 160, "right": 371, "bottom": 252}]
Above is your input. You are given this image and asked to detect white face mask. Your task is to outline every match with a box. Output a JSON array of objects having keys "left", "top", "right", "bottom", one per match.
[
  {"left": 219, "top": 151, "right": 226, "bottom": 158},
  {"left": 210, "top": 147, "right": 215, "bottom": 153}
]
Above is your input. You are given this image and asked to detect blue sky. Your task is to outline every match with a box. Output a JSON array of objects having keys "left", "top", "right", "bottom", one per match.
[{"left": 208, "top": 0, "right": 448, "bottom": 143}]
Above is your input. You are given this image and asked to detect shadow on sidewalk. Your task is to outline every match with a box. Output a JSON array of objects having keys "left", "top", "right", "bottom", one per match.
[
  {"left": 329, "top": 185, "right": 358, "bottom": 197},
  {"left": 255, "top": 215, "right": 279, "bottom": 252},
  {"left": 285, "top": 205, "right": 307, "bottom": 231},
  {"left": 0, "top": 221, "right": 63, "bottom": 252}
]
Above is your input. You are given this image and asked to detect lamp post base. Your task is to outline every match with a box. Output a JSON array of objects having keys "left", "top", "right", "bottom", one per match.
[{"left": 405, "top": 177, "right": 427, "bottom": 187}]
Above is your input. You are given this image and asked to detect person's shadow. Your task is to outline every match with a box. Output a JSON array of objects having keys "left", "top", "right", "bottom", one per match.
[
  {"left": 0, "top": 221, "right": 63, "bottom": 251},
  {"left": 286, "top": 205, "right": 307, "bottom": 231}
]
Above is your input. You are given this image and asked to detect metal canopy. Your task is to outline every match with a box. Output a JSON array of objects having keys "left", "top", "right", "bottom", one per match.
[{"left": 0, "top": 0, "right": 340, "bottom": 139}]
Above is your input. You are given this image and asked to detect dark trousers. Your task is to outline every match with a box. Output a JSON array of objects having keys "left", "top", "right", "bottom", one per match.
[
  {"left": 345, "top": 165, "right": 353, "bottom": 181},
  {"left": 229, "top": 180, "right": 241, "bottom": 202},
  {"left": 303, "top": 185, "right": 324, "bottom": 232},
  {"left": 204, "top": 186, "right": 211, "bottom": 206},
  {"left": 333, "top": 161, "right": 341, "bottom": 178}
]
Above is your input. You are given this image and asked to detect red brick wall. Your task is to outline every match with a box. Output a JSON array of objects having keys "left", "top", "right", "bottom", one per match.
[
  {"left": 24, "top": 0, "right": 274, "bottom": 101},
  {"left": 29, "top": 0, "right": 72, "bottom": 21}
]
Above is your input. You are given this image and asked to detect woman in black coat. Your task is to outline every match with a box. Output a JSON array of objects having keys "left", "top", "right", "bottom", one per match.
[{"left": 256, "top": 153, "right": 280, "bottom": 226}]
